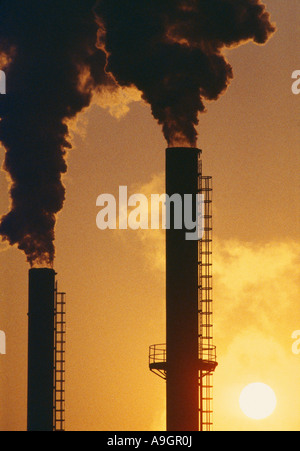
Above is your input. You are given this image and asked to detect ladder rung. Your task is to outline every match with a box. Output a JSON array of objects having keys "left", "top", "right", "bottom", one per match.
[{"left": 54, "top": 295, "right": 66, "bottom": 432}]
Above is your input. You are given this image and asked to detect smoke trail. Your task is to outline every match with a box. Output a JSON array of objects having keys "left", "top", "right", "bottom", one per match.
[
  {"left": 96, "top": 0, "right": 276, "bottom": 147},
  {"left": 0, "top": 0, "right": 112, "bottom": 266},
  {"left": 0, "top": 0, "right": 275, "bottom": 266}
]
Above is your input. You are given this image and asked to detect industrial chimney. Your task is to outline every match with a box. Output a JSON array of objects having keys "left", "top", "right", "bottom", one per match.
[
  {"left": 27, "top": 268, "right": 66, "bottom": 432},
  {"left": 166, "top": 147, "right": 200, "bottom": 431},
  {"left": 149, "top": 147, "right": 217, "bottom": 431}
]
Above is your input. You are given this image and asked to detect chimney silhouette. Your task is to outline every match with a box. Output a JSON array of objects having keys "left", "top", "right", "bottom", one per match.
[{"left": 27, "top": 268, "right": 55, "bottom": 432}]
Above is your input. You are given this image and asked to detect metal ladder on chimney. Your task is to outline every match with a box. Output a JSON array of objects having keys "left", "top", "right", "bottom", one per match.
[
  {"left": 198, "top": 158, "right": 217, "bottom": 431},
  {"left": 53, "top": 285, "right": 66, "bottom": 431}
]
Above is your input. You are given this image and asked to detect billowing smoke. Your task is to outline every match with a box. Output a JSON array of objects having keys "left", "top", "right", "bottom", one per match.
[
  {"left": 0, "top": 0, "right": 112, "bottom": 267},
  {"left": 0, "top": 0, "right": 275, "bottom": 266},
  {"left": 96, "top": 0, "right": 276, "bottom": 147}
]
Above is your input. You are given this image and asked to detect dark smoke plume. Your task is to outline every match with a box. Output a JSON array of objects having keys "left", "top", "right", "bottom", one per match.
[
  {"left": 0, "top": 0, "right": 275, "bottom": 266},
  {"left": 0, "top": 0, "right": 112, "bottom": 266},
  {"left": 96, "top": 0, "right": 276, "bottom": 146}
]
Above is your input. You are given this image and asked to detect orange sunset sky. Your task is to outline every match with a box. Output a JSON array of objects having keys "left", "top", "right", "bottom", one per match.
[{"left": 0, "top": 0, "right": 299, "bottom": 431}]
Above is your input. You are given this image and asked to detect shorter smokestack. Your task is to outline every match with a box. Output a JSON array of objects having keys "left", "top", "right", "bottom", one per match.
[{"left": 27, "top": 268, "right": 55, "bottom": 432}]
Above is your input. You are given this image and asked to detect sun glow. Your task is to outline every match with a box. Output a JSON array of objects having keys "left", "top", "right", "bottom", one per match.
[{"left": 239, "top": 383, "right": 277, "bottom": 420}]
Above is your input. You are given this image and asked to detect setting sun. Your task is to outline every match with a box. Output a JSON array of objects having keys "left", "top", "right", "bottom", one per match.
[{"left": 239, "top": 383, "right": 277, "bottom": 420}]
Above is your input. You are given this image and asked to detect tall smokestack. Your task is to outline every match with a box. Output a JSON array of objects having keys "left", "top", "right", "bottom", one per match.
[
  {"left": 27, "top": 268, "right": 55, "bottom": 432},
  {"left": 166, "top": 147, "right": 200, "bottom": 431},
  {"left": 149, "top": 147, "right": 217, "bottom": 430}
]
